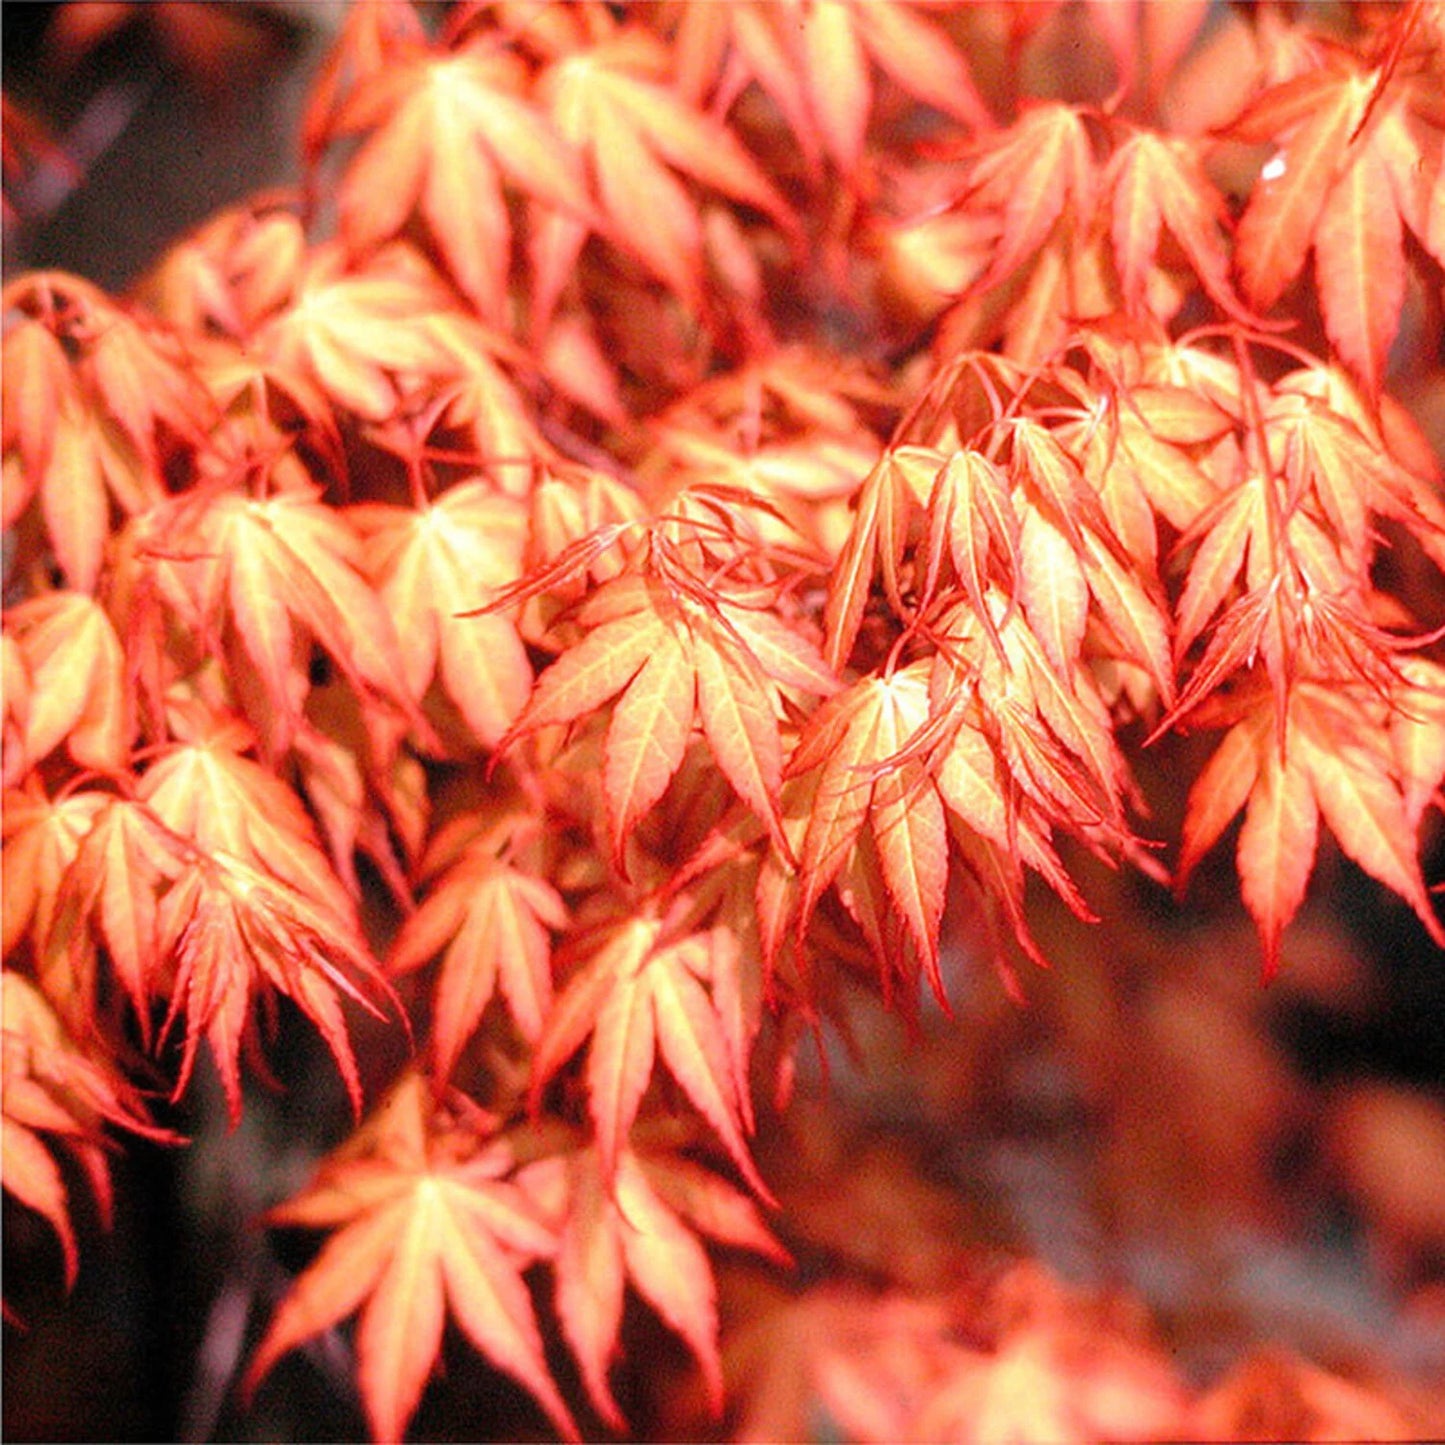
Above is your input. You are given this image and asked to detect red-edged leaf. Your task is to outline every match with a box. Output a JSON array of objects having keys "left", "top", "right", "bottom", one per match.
[
  {"left": 506, "top": 596, "right": 669, "bottom": 741},
  {"left": 3, "top": 592, "right": 127, "bottom": 778},
  {"left": 609, "top": 1148, "right": 726, "bottom": 1413},
  {"left": 604, "top": 630, "right": 695, "bottom": 862},
  {"left": 1018, "top": 504, "right": 1088, "bottom": 676},
  {"left": 870, "top": 667, "right": 949, "bottom": 997},
  {"left": 531, "top": 915, "right": 765, "bottom": 1194},
  {"left": 1296, "top": 694, "right": 1445, "bottom": 948},
  {"left": 692, "top": 629, "right": 788, "bottom": 859},
  {"left": 1236, "top": 736, "right": 1319, "bottom": 980},
  {"left": 352, "top": 485, "right": 533, "bottom": 749},
  {"left": 2, "top": 971, "right": 176, "bottom": 1289},
  {"left": 793, "top": 679, "right": 889, "bottom": 925},
  {"left": 3, "top": 785, "right": 110, "bottom": 971},
  {"left": 1079, "top": 531, "right": 1176, "bottom": 705},
  {"left": 1176, "top": 711, "right": 1266, "bottom": 893},
  {"left": 1312, "top": 148, "right": 1404, "bottom": 399},
  {"left": 1232, "top": 67, "right": 1371, "bottom": 311},
  {"left": 390, "top": 854, "right": 565, "bottom": 1077},
  {"left": 1106, "top": 129, "right": 1255, "bottom": 323},
  {"left": 246, "top": 1075, "right": 577, "bottom": 1444},
  {"left": 536, "top": 29, "right": 793, "bottom": 314},
  {"left": 47, "top": 797, "right": 189, "bottom": 1039},
  {"left": 335, "top": 47, "right": 593, "bottom": 321},
  {"left": 648, "top": 930, "right": 771, "bottom": 1200},
  {"left": 967, "top": 104, "right": 1096, "bottom": 294}
]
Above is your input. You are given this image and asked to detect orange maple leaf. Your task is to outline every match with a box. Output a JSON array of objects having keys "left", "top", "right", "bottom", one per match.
[
  {"left": 300, "top": 0, "right": 429, "bottom": 170},
  {"left": 153, "top": 847, "right": 393, "bottom": 1125},
  {"left": 1227, "top": 27, "right": 1445, "bottom": 396},
  {"left": 2, "top": 591, "right": 128, "bottom": 782},
  {"left": 246, "top": 1072, "right": 579, "bottom": 1444},
  {"left": 139, "top": 198, "right": 309, "bottom": 340},
  {"left": 1162, "top": 360, "right": 1438, "bottom": 737},
  {"left": 352, "top": 482, "right": 534, "bottom": 749},
  {"left": 389, "top": 843, "right": 565, "bottom": 1078},
  {"left": 256, "top": 244, "right": 462, "bottom": 423},
  {"left": 786, "top": 664, "right": 950, "bottom": 997},
  {"left": 2, "top": 274, "right": 213, "bottom": 591},
  {"left": 123, "top": 736, "right": 398, "bottom": 1120},
  {"left": 532, "top": 26, "right": 795, "bottom": 324},
  {"left": 520, "top": 1139, "right": 787, "bottom": 1429},
  {"left": 141, "top": 482, "right": 417, "bottom": 758},
  {"left": 502, "top": 564, "right": 835, "bottom": 867},
  {"left": 669, "top": 0, "right": 992, "bottom": 175},
  {"left": 1178, "top": 682, "right": 1445, "bottom": 977},
  {"left": 2, "top": 784, "right": 110, "bottom": 995},
  {"left": 529, "top": 911, "right": 769, "bottom": 1199},
  {"left": 44, "top": 795, "right": 191, "bottom": 1040},
  {"left": 330, "top": 41, "right": 594, "bottom": 322},
  {"left": 1103, "top": 127, "right": 1257, "bottom": 325},
  {"left": 964, "top": 103, "right": 1098, "bottom": 298}
]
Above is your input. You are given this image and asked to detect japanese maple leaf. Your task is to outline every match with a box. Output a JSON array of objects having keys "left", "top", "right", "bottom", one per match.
[
  {"left": 245, "top": 1072, "right": 578, "bottom": 1444},
  {"left": 1, "top": 971, "right": 178, "bottom": 1289},
  {"left": 827, "top": 431, "right": 1174, "bottom": 706},
  {"left": 350, "top": 482, "right": 533, "bottom": 750},
  {"left": 153, "top": 846, "right": 394, "bottom": 1126},
  {"left": 786, "top": 663, "right": 950, "bottom": 998},
  {"left": 1164, "top": 371, "right": 1434, "bottom": 734},
  {"left": 2, "top": 784, "right": 109, "bottom": 986},
  {"left": 388, "top": 844, "right": 565, "bottom": 1079},
  {"left": 2, "top": 591, "right": 127, "bottom": 782},
  {"left": 1178, "top": 682, "right": 1445, "bottom": 977},
  {"left": 1266, "top": 370, "right": 1445, "bottom": 575},
  {"left": 1103, "top": 127, "right": 1257, "bottom": 325},
  {"left": 1004, "top": 416, "right": 1176, "bottom": 705},
  {"left": 936, "top": 588, "right": 1137, "bottom": 843},
  {"left": 256, "top": 244, "right": 461, "bottom": 422},
  {"left": 1227, "top": 42, "right": 1445, "bottom": 395},
  {"left": 2, "top": 275, "right": 213, "bottom": 591},
  {"left": 137, "top": 735, "right": 356, "bottom": 916},
  {"left": 668, "top": 0, "right": 992, "bottom": 175},
  {"left": 531, "top": 26, "right": 795, "bottom": 324},
  {"left": 519, "top": 1140, "right": 787, "bottom": 1429},
  {"left": 528, "top": 912, "right": 769, "bottom": 1198},
  {"left": 299, "top": 0, "right": 428, "bottom": 169},
  {"left": 523, "top": 462, "right": 647, "bottom": 594},
  {"left": 142, "top": 482, "right": 416, "bottom": 757},
  {"left": 331, "top": 41, "right": 594, "bottom": 322},
  {"left": 962, "top": 103, "right": 1099, "bottom": 298},
  {"left": 44, "top": 796, "right": 191, "bottom": 1041},
  {"left": 928, "top": 697, "right": 1097, "bottom": 973},
  {"left": 290, "top": 681, "right": 429, "bottom": 906},
  {"left": 643, "top": 409, "right": 881, "bottom": 567},
  {"left": 501, "top": 568, "right": 836, "bottom": 867},
  {"left": 823, "top": 444, "right": 945, "bottom": 672},
  {"left": 1054, "top": 372, "right": 1229, "bottom": 574},
  {"left": 419, "top": 312, "right": 550, "bottom": 497},
  {"left": 1082, "top": 0, "right": 1212, "bottom": 110},
  {"left": 140, "top": 200, "right": 309, "bottom": 340},
  {"left": 127, "top": 735, "right": 397, "bottom": 1120}
]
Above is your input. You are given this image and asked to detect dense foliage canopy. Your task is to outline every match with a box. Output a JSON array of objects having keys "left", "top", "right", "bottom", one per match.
[{"left": 5, "top": 2, "right": 1445, "bottom": 1440}]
